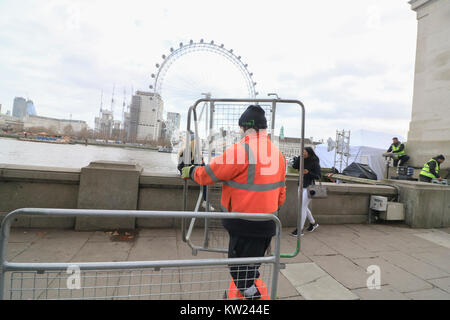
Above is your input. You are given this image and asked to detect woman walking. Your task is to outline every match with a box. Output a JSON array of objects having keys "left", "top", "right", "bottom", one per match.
[{"left": 290, "top": 147, "right": 321, "bottom": 236}]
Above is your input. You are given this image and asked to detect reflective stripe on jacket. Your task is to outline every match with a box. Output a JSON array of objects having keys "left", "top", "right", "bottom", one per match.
[
  {"left": 192, "top": 131, "right": 286, "bottom": 214},
  {"left": 420, "top": 158, "right": 439, "bottom": 179},
  {"left": 391, "top": 143, "right": 406, "bottom": 157}
]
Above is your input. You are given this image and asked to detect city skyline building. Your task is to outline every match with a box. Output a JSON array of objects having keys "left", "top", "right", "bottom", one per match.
[
  {"left": 167, "top": 112, "right": 181, "bottom": 131},
  {"left": 12, "top": 97, "right": 38, "bottom": 119},
  {"left": 12, "top": 97, "right": 27, "bottom": 119},
  {"left": 26, "top": 99, "right": 37, "bottom": 116},
  {"left": 129, "top": 91, "right": 164, "bottom": 143},
  {"left": 94, "top": 109, "right": 114, "bottom": 140},
  {"left": 22, "top": 114, "right": 87, "bottom": 135},
  {"left": 164, "top": 112, "right": 181, "bottom": 142}
]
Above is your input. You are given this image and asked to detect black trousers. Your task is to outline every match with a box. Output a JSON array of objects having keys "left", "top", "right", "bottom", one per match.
[
  {"left": 227, "top": 233, "right": 271, "bottom": 293},
  {"left": 419, "top": 175, "right": 432, "bottom": 183},
  {"left": 393, "top": 155, "right": 410, "bottom": 167}
]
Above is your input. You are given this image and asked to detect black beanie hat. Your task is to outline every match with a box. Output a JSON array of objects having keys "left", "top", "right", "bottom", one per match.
[{"left": 238, "top": 105, "right": 267, "bottom": 129}]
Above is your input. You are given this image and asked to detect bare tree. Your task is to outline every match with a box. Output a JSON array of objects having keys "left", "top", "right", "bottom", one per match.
[
  {"left": 47, "top": 126, "right": 57, "bottom": 136},
  {"left": 77, "top": 127, "right": 89, "bottom": 140},
  {"left": 63, "top": 124, "right": 74, "bottom": 137}
]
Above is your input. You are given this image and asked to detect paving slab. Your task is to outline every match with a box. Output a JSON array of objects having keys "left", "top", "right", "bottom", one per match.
[
  {"left": 275, "top": 272, "right": 301, "bottom": 299},
  {"left": 428, "top": 277, "right": 450, "bottom": 294},
  {"left": 352, "top": 285, "right": 410, "bottom": 300},
  {"left": 405, "top": 288, "right": 450, "bottom": 300},
  {"left": 413, "top": 230, "right": 450, "bottom": 249},
  {"left": 140, "top": 227, "right": 177, "bottom": 238},
  {"left": 370, "top": 225, "right": 434, "bottom": 235},
  {"left": 42, "top": 230, "right": 93, "bottom": 241},
  {"left": 350, "top": 236, "right": 398, "bottom": 252},
  {"left": 88, "top": 231, "right": 114, "bottom": 242},
  {"left": 309, "top": 225, "right": 359, "bottom": 238},
  {"left": 12, "top": 236, "right": 88, "bottom": 263},
  {"left": 297, "top": 234, "right": 339, "bottom": 257},
  {"left": 9, "top": 228, "right": 48, "bottom": 243},
  {"left": 6, "top": 242, "right": 30, "bottom": 260},
  {"left": 353, "top": 257, "right": 433, "bottom": 293},
  {"left": 379, "top": 251, "right": 449, "bottom": 280},
  {"left": 281, "top": 263, "right": 328, "bottom": 287},
  {"left": 296, "top": 275, "right": 359, "bottom": 300},
  {"left": 128, "top": 236, "right": 178, "bottom": 261},
  {"left": 410, "top": 248, "right": 450, "bottom": 274},
  {"left": 71, "top": 241, "right": 133, "bottom": 262},
  {"left": 278, "top": 295, "right": 305, "bottom": 300},
  {"left": 315, "top": 236, "right": 376, "bottom": 259},
  {"left": 390, "top": 233, "right": 442, "bottom": 252},
  {"left": 345, "top": 224, "right": 391, "bottom": 237},
  {"left": 281, "top": 262, "right": 358, "bottom": 300},
  {"left": 310, "top": 255, "right": 371, "bottom": 290}
]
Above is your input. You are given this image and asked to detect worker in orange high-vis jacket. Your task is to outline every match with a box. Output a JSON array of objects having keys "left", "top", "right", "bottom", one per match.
[{"left": 182, "top": 105, "right": 286, "bottom": 300}]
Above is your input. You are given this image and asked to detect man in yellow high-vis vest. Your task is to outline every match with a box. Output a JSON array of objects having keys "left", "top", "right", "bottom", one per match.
[
  {"left": 419, "top": 155, "right": 446, "bottom": 183},
  {"left": 386, "top": 137, "right": 410, "bottom": 167}
]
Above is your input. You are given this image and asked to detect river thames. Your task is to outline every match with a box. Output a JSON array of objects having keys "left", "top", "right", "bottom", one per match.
[{"left": 0, "top": 137, "right": 178, "bottom": 174}]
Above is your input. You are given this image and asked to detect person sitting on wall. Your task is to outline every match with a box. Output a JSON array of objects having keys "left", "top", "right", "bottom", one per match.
[
  {"left": 419, "top": 155, "right": 446, "bottom": 183},
  {"left": 385, "top": 137, "right": 410, "bottom": 167}
]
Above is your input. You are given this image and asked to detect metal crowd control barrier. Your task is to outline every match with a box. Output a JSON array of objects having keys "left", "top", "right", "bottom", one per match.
[
  {"left": 182, "top": 98, "right": 305, "bottom": 258},
  {"left": 0, "top": 208, "right": 281, "bottom": 300}
]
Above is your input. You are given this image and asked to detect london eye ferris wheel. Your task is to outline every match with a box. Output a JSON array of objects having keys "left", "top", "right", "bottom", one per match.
[
  {"left": 149, "top": 39, "right": 258, "bottom": 101},
  {"left": 148, "top": 39, "right": 261, "bottom": 150}
]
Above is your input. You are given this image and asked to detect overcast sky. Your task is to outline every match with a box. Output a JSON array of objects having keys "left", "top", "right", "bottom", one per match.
[{"left": 0, "top": 0, "right": 417, "bottom": 145}]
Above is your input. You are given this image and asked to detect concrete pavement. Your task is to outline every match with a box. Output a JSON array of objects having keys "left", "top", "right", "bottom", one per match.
[{"left": 3, "top": 223, "right": 450, "bottom": 300}]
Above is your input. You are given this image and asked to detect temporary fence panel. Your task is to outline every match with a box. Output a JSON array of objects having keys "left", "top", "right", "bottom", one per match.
[
  {"left": 0, "top": 208, "right": 281, "bottom": 300},
  {"left": 182, "top": 98, "right": 305, "bottom": 258}
]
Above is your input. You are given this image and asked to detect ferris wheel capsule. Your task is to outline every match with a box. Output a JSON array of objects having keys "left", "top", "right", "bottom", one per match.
[{"left": 151, "top": 74, "right": 155, "bottom": 78}]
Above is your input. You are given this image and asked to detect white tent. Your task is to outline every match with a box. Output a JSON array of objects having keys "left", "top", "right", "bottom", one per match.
[{"left": 314, "top": 144, "right": 387, "bottom": 180}]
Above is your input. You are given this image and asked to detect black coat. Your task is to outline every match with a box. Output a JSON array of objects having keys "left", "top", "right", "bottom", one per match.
[
  {"left": 293, "top": 156, "right": 321, "bottom": 188},
  {"left": 427, "top": 157, "right": 441, "bottom": 178}
]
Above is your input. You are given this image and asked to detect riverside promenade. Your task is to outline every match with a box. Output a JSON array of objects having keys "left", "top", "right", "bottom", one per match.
[{"left": 4, "top": 223, "right": 450, "bottom": 300}]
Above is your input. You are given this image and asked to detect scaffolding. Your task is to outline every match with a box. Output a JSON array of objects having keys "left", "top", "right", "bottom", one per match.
[{"left": 333, "top": 129, "right": 351, "bottom": 173}]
